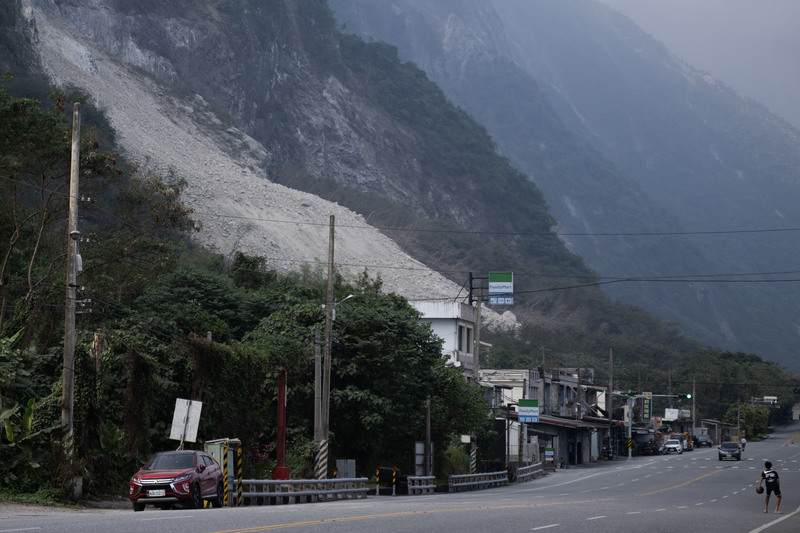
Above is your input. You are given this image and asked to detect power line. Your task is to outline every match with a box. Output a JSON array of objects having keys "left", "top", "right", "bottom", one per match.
[
  {"left": 7, "top": 173, "right": 800, "bottom": 241},
  {"left": 188, "top": 208, "right": 800, "bottom": 238}
]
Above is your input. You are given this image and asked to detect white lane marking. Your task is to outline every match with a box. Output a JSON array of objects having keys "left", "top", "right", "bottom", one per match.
[
  {"left": 749, "top": 504, "right": 800, "bottom": 533},
  {"left": 142, "top": 515, "right": 194, "bottom": 521},
  {"left": 531, "top": 524, "right": 560, "bottom": 531}
]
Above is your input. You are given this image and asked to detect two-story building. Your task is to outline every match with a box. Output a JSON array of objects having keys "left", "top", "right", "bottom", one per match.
[
  {"left": 410, "top": 299, "right": 618, "bottom": 469},
  {"left": 481, "top": 367, "right": 615, "bottom": 469},
  {"left": 409, "top": 300, "right": 480, "bottom": 374}
]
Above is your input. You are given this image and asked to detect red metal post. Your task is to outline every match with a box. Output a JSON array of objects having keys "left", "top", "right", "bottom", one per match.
[{"left": 272, "top": 370, "right": 290, "bottom": 480}]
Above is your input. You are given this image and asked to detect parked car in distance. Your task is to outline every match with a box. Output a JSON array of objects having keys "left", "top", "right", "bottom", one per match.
[
  {"left": 638, "top": 442, "right": 661, "bottom": 456},
  {"left": 671, "top": 432, "right": 691, "bottom": 451},
  {"left": 718, "top": 441, "right": 742, "bottom": 461},
  {"left": 129, "top": 450, "right": 223, "bottom": 511},
  {"left": 693, "top": 434, "right": 713, "bottom": 447},
  {"left": 663, "top": 439, "right": 683, "bottom": 454}
]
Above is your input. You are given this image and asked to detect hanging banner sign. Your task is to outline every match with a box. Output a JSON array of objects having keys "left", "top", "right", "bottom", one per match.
[{"left": 642, "top": 392, "right": 652, "bottom": 422}]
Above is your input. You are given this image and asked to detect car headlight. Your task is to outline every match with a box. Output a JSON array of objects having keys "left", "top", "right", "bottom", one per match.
[{"left": 172, "top": 474, "right": 191, "bottom": 482}]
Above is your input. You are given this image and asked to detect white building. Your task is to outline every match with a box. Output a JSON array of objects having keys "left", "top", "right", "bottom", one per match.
[{"left": 409, "top": 300, "right": 479, "bottom": 373}]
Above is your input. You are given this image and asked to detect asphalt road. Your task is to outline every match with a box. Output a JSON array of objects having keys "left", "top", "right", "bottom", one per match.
[{"left": 3, "top": 421, "right": 800, "bottom": 532}]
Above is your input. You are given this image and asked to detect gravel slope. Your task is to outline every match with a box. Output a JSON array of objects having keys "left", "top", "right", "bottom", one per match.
[{"left": 21, "top": 1, "right": 468, "bottom": 303}]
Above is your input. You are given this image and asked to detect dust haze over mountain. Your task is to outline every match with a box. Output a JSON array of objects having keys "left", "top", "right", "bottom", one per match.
[
  {"left": 600, "top": 0, "right": 800, "bottom": 130},
  {"left": 11, "top": 0, "right": 800, "bottom": 370},
  {"left": 330, "top": 0, "right": 800, "bottom": 370}
]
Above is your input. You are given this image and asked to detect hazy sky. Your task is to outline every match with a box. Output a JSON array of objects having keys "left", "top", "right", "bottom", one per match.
[{"left": 599, "top": 0, "right": 800, "bottom": 129}]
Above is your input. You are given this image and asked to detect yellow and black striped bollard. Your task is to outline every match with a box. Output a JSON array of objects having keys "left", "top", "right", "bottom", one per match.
[{"left": 236, "top": 445, "right": 243, "bottom": 506}]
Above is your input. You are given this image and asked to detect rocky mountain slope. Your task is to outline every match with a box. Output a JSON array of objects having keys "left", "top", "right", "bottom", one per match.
[
  {"left": 18, "top": 0, "right": 800, "bottom": 369},
  {"left": 329, "top": 0, "right": 800, "bottom": 369},
  {"left": 17, "top": 0, "right": 471, "bottom": 308}
]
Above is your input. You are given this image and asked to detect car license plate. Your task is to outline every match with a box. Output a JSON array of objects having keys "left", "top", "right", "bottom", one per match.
[{"left": 147, "top": 489, "right": 166, "bottom": 497}]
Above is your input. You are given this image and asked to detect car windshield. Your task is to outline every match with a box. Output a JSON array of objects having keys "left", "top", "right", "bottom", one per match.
[
  {"left": 721, "top": 442, "right": 739, "bottom": 449},
  {"left": 666, "top": 440, "right": 679, "bottom": 445},
  {"left": 145, "top": 452, "right": 195, "bottom": 470}
]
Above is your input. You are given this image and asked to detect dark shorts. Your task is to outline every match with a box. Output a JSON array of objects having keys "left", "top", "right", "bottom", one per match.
[{"left": 766, "top": 484, "right": 781, "bottom": 496}]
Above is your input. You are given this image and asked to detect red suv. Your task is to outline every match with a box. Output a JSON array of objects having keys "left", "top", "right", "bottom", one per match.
[{"left": 129, "top": 450, "right": 224, "bottom": 511}]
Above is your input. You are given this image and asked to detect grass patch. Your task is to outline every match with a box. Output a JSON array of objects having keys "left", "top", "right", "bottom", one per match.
[{"left": 0, "top": 486, "right": 75, "bottom": 508}]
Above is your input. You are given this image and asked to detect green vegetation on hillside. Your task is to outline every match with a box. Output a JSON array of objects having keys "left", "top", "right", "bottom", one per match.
[
  {"left": 2, "top": 1, "right": 798, "bottom": 502},
  {"left": 0, "top": 84, "right": 495, "bottom": 496}
]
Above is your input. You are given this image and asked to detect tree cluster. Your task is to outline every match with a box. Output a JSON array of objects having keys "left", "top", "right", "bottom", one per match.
[{"left": 0, "top": 83, "right": 493, "bottom": 497}]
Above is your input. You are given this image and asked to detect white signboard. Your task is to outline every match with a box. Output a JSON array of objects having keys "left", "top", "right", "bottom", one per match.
[
  {"left": 170, "top": 398, "right": 202, "bottom": 444},
  {"left": 488, "top": 272, "right": 513, "bottom": 295},
  {"left": 664, "top": 408, "right": 680, "bottom": 421},
  {"left": 518, "top": 399, "right": 539, "bottom": 423}
]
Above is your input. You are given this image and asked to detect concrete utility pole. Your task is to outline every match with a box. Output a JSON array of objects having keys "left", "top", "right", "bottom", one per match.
[
  {"left": 473, "top": 287, "right": 481, "bottom": 380},
  {"left": 692, "top": 378, "right": 697, "bottom": 431},
  {"left": 314, "top": 325, "right": 322, "bottom": 444},
  {"left": 62, "top": 102, "right": 81, "bottom": 465},
  {"left": 607, "top": 348, "right": 613, "bottom": 454},
  {"left": 425, "top": 394, "right": 431, "bottom": 476},
  {"left": 316, "top": 215, "right": 335, "bottom": 480}
]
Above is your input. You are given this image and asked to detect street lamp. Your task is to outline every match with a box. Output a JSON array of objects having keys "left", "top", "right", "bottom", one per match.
[{"left": 315, "top": 294, "right": 355, "bottom": 479}]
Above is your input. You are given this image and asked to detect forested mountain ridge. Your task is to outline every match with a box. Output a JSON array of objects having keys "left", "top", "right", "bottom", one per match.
[
  {"left": 4, "top": 0, "right": 800, "bottom": 497},
  {"left": 12, "top": 0, "right": 616, "bottom": 328},
  {"left": 329, "top": 0, "right": 800, "bottom": 369},
  {"left": 6, "top": 0, "right": 799, "bottom": 372}
]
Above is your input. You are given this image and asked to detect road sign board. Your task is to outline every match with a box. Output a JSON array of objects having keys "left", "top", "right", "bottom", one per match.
[{"left": 169, "top": 398, "right": 202, "bottom": 444}]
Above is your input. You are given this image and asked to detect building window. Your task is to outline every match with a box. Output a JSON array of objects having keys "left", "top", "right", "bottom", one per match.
[
  {"left": 466, "top": 327, "right": 472, "bottom": 354},
  {"left": 458, "top": 325, "right": 464, "bottom": 352}
]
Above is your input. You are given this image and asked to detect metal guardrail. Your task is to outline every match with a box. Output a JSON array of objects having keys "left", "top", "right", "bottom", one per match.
[
  {"left": 515, "top": 462, "right": 544, "bottom": 483},
  {"left": 232, "top": 465, "right": 539, "bottom": 505},
  {"left": 448, "top": 470, "right": 508, "bottom": 492},
  {"left": 405, "top": 475, "right": 436, "bottom": 495},
  {"left": 236, "top": 478, "right": 369, "bottom": 505}
]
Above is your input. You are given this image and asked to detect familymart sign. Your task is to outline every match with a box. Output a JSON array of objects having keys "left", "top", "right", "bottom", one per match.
[
  {"left": 488, "top": 271, "right": 513, "bottom": 305},
  {"left": 518, "top": 399, "right": 539, "bottom": 423}
]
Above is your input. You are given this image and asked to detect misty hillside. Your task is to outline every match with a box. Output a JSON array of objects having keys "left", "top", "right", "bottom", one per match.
[
  {"left": 7, "top": 0, "right": 797, "bottom": 375},
  {"left": 329, "top": 0, "right": 800, "bottom": 369},
  {"left": 12, "top": 0, "right": 634, "bottom": 327}
]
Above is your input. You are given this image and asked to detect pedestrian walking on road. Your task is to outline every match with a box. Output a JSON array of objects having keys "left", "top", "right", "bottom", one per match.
[
  {"left": 758, "top": 461, "right": 781, "bottom": 513},
  {"left": 741, "top": 437, "right": 747, "bottom": 451}
]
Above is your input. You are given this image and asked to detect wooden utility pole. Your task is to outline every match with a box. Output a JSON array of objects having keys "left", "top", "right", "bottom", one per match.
[{"left": 62, "top": 102, "right": 81, "bottom": 465}]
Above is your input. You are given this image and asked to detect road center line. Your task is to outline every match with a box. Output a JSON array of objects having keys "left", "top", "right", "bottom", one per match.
[{"left": 212, "top": 499, "right": 617, "bottom": 533}]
